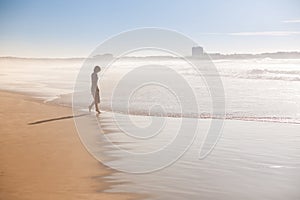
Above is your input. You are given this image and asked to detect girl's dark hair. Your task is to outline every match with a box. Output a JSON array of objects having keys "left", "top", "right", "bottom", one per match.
[{"left": 94, "top": 66, "right": 101, "bottom": 72}]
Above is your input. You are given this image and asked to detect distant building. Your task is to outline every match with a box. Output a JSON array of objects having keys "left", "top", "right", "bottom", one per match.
[{"left": 192, "top": 46, "right": 204, "bottom": 57}]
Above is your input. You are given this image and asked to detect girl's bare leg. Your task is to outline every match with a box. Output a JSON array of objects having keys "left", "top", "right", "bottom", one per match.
[
  {"left": 89, "top": 101, "right": 95, "bottom": 112},
  {"left": 95, "top": 103, "right": 100, "bottom": 114}
]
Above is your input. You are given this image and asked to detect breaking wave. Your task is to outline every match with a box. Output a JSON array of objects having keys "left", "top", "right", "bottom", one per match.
[{"left": 229, "top": 69, "right": 300, "bottom": 82}]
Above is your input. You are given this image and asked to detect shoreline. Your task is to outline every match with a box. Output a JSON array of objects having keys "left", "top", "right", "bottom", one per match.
[{"left": 0, "top": 90, "right": 139, "bottom": 200}]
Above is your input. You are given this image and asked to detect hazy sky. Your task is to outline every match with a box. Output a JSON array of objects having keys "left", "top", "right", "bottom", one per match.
[{"left": 0, "top": 0, "right": 300, "bottom": 57}]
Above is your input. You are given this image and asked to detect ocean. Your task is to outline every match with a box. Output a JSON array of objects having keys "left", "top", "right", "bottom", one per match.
[{"left": 1, "top": 57, "right": 300, "bottom": 123}]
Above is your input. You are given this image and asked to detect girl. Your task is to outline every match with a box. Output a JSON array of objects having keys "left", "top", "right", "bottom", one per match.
[{"left": 88, "top": 66, "right": 101, "bottom": 114}]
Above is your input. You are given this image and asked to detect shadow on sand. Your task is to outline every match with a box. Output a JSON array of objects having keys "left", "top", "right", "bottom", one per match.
[{"left": 28, "top": 114, "right": 88, "bottom": 125}]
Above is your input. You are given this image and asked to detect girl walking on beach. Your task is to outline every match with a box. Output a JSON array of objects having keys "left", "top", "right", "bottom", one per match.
[{"left": 88, "top": 66, "right": 101, "bottom": 114}]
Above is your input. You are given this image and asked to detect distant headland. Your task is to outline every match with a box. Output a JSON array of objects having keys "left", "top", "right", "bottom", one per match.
[{"left": 90, "top": 51, "right": 300, "bottom": 60}]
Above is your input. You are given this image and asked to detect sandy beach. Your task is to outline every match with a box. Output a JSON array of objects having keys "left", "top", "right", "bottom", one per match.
[{"left": 0, "top": 90, "right": 137, "bottom": 200}]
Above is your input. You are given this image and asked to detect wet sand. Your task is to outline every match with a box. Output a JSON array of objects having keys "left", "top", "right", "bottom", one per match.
[{"left": 0, "top": 90, "right": 137, "bottom": 200}]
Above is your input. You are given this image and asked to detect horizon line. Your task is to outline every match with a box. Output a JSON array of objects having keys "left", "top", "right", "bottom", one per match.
[{"left": 1, "top": 51, "right": 300, "bottom": 60}]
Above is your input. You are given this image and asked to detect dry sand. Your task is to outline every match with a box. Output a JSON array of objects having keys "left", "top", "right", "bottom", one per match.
[{"left": 0, "top": 90, "right": 137, "bottom": 200}]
